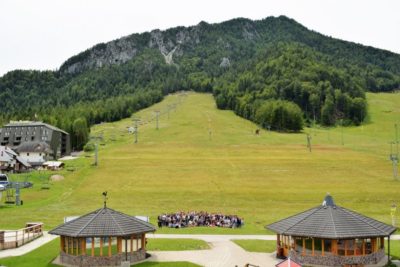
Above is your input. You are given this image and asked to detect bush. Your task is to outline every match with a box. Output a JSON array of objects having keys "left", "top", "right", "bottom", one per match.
[{"left": 83, "top": 143, "right": 95, "bottom": 152}]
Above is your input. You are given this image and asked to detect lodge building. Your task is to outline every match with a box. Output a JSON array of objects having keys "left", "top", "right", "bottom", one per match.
[{"left": 0, "top": 121, "right": 70, "bottom": 158}]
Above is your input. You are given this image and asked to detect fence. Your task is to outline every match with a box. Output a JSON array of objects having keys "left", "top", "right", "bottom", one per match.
[{"left": 0, "top": 222, "right": 43, "bottom": 250}]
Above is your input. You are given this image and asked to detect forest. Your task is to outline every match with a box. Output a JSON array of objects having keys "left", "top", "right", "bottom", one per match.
[{"left": 0, "top": 16, "right": 399, "bottom": 149}]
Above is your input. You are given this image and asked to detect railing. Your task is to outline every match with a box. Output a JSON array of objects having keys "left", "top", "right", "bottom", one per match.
[{"left": 0, "top": 223, "right": 43, "bottom": 250}]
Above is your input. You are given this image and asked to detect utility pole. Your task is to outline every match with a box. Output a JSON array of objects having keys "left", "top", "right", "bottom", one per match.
[
  {"left": 90, "top": 132, "right": 103, "bottom": 166},
  {"left": 390, "top": 124, "right": 399, "bottom": 180},
  {"left": 307, "top": 134, "right": 312, "bottom": 152},
  {"left": 132, "top": 117, "right": 140, "bottom": 143},
  {"left": 155, "top": 110, "right": 160, "bottom": 130},
  {"left": 341, "top": 119, "right": 344, "bottom": 146}
]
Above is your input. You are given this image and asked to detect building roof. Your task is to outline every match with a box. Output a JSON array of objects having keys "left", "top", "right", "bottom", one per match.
[
  {"left": 276, "top": 258, "right": 302, "bottom": 267},
  {"left": 5, "top": 121, "right": 69, "bottom": 135},
  {"left": 14, "top": 141, "right": 51, "bottom": 153},
  {"left": 0, "top": 146, "right": 31, "bottom": 167},
  {"left": 266, "top": 195, "right": 397, "bottom": 239},
  {"left": 49, "top": 206, "right": 156, "bottom": 237}
]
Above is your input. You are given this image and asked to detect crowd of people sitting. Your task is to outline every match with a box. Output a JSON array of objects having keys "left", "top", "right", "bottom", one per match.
[{"left": 157, "top": 211, "right": 243, "bottom": 228}]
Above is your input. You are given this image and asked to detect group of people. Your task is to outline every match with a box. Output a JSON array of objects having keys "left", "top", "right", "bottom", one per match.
[{"left": 157, "top": 211, "right": 243, "bottom": 228}]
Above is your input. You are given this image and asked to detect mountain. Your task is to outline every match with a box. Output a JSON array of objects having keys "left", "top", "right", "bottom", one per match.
[{"left": 1, "top": 16, "right": 399, "bottom": 147}]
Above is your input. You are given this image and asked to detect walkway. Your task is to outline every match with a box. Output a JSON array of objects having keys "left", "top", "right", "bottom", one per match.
[
  {"left": 146, "top": 234, "right": 279, "bottom": 267},
  {"left": 0, "top": 231, "right": 57, "bottom": 258}
]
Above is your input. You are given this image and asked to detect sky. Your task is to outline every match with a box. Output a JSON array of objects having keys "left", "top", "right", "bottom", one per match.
[{"left": 1, "top": 0, "right": 399, "bottom": 76}]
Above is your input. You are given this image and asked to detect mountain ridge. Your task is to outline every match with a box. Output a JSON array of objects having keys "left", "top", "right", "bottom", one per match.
[{"left": 1, "top": 15, "right": 399, "bottom": 148}]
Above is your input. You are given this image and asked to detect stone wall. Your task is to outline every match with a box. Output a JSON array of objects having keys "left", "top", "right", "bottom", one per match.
[
  {"left": 60, "top": 249, "right": 146, "bottom": 266},
  {"left": 289, "top": 249, "right": 385, "bottom": 266}
]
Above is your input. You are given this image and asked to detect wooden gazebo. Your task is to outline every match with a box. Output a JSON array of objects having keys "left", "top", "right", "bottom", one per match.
[
  {"left": 267, "top": 195, "right": 397, "bottom": 267},
  {"left": 49, "top": 204, "right": 156, "bottom": 266}
]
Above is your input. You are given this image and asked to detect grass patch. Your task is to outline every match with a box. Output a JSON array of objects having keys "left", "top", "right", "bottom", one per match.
[
  {"left": 232, "top": 239, "right": 276, "bottom": 253},
  {"left": 0, "top": 238, "right": 60, "bottom": 267},
  {"left": 147, "top": 238, "right": 209, "bottom": 251},
  {"left": 0, "top": 92, "right": 399, "bottom": 235},
  {"left": 133, "top": 262, "right": 201, "bottom": 267},
  {"left": 386, "top": 240, "right": 400, "bottom": 260}
]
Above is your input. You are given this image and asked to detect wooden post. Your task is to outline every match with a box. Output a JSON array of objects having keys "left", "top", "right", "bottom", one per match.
[
  {"left": 380, "top": 237, "right": 384, "bottom": 249},
  {"left": 108, "top": 237, "right": 112, "bottom": 256},
  {"left": 322, "top": 239, "right": 324, "bottom": 256},
  {"left": 65, "top": 237, "right": 69, "bottom": 255},
  {"left": 277, "top": 234, "right": 280, "bottom": 254},
  {"left": 302, "top": 238, "right": 305, "bottom": 255},
  {"left": 294, "top": 238, "right": 297, "bottom": 251},
  {"left": 141, "top": 234, "right": 145, "bottom": 249},
  {"left": 117, "top": 237, "right": 122, "bottom": 254},
  {"left": 332, "top": 240, "right": 337, "bottom": 255},
  {"left": 362, "top": 239, "right": 365, "bottom": 255},
  {"left": 91, "top": 237, "right": 94, "bottom": 256},
  {"left": 312, "top": 238, "right": 315, "bottom": 256},
  {"left": 82, "top": 238, "right": 86, "bottom": 255},
  {"left": 60, "top": 236, "right": 65, "bottom": 253},
  {"left": 130, "top": 236, "right": 133, "bottom": 252},
  {"left": 344, "top": 240, "right": 348, "bottom": 256},
  {"left": 76, "top": 238, "right": 79, "bottom": 256},
  {"left": 100, "top": 238, "right": 103, "bottom": 256}
]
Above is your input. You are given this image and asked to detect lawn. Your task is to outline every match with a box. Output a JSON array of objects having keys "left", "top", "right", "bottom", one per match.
[
  {"left": 232, "top": 239, "right": 276, "bottom": 253},
  {"left": 133, "top": 262, "right": 201, "bottom": 267},
  {"left": 147, "top": 238, "right": 209, "bottom": 251},
  {"left": 0, "top": 238, "right": 60, "bottom": 267},
  {"left": 0, "top": 92, "right": 399, "bottom": 235}
]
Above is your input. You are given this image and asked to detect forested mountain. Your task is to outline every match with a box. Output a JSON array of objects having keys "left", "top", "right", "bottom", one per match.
[{"left": 1, "top": 16, "right": 400, "bottom": 148}]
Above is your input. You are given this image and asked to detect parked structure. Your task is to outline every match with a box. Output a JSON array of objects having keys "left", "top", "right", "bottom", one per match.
[
  {"left": 49, "top": 204, "right": 156, "bottom": 266},
  {"left": 0, "top": 146, "right": 31, "bottom": 172},
  {"left": 14, "top": 142, "right": 51, "bottom": 168},
  {"left": 276, "top": 258, "right": 302, "bottom": 267},
  {"left": 267, "top": 195, "right": 396, "bottom": 267},
  {"left": 0, "top": 121, "right": 70, "bottom": 159}
]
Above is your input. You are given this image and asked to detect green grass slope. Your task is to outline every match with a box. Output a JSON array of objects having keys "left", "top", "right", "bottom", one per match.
[{"left": 0, "top": 92, "right": 399, "bottom": 234}]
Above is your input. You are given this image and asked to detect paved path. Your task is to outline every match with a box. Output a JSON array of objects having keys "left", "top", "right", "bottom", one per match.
[
  {"left": 0, "top": 232, "right": 57, "bottom": 258},
  {"left": 146, "top": 234, "right": 279, "bottom": 267}
]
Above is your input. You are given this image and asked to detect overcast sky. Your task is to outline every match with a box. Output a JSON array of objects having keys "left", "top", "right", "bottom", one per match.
[{"left": 1, "top": 0, "right": 399, "bottom": 76}]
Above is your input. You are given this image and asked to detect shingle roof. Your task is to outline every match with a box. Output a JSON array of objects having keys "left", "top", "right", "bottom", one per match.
[
  {"left": 266, "top": 195, "right": 396, "bottom": 239},
  {"left": 5, "top": 121, "right": 69, "bottom": 135},
  {"left": 14, "top": 141, "right": 51, "bottom": 153},
  {"left": 49, "top": 207, "right": 156, "bottom": 237}
]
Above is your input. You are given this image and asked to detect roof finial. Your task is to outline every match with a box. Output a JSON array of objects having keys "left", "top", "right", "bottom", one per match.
[{"left": 102, "top": 191, "right": 108, "bottom": 208}]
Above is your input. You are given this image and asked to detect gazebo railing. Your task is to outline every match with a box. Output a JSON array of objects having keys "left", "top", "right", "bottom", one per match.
[{"left": 0, "top": 223, "right": 43, "bottom": 250}]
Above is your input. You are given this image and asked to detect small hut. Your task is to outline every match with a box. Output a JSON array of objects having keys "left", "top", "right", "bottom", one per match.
[
  {"left": 49, "top": 201, "right": 156, "bottom": 266},
  {"left": 266, "top": 195, "right": 396, "bottom": 267}
]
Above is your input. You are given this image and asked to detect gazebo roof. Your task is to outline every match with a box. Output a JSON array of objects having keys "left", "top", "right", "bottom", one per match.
[
  {"left": 49, "top": 207, "right": 156, "bottom": 237},
  {"left": 266, "top": 195, "right": 396, "bottom": 239}
]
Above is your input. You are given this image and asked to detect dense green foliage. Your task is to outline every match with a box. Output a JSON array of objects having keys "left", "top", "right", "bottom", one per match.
[{"left": 1, "top": 16, "right": 399, "bottom": 141}]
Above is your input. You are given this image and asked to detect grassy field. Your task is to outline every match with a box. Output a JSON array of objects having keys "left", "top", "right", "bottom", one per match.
[
  {"left": 147, "top": 238, "right": 209, "bottom": 251},
  {"left": 0, "top": 91, "right": 399, "bottom": 235},
  {"left": 0, "top": 238, "right": 60, "bottom": 267},
  {"left": 232, "top": 239, "right": 276, "bottom": 253},
  {"left": 134, "top": 262, "right": 201, "bottom": 267}
]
